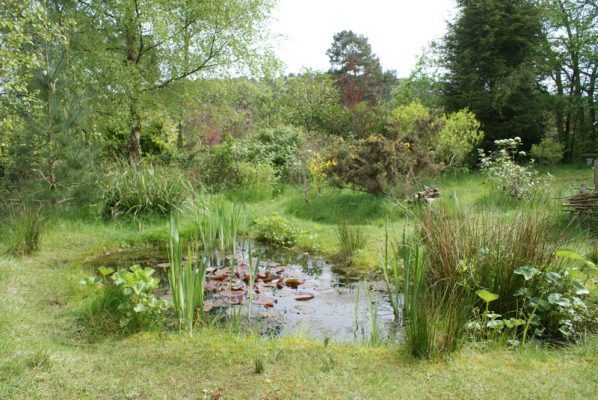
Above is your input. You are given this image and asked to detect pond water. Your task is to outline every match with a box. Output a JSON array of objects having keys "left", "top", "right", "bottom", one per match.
[{"left": 87, "top": 240, "right": 400, "bottom": 342}]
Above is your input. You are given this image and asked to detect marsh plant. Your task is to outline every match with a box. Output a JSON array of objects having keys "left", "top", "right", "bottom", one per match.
[
  {"left": 401, "top": 237, "right": 471, "bottom": 358},
  {"left": 193, "top": 196, "right": 243, "bottom": 254},
  {"left": 336, "top": 220, "right": 366, "bottom": 262},
  {"left": 168, "top": 217, "right": 209, "bottom": 335},
  {"left": 5, "top": 205, "right": 43, "bottom": 256},
  {"left": 381, "top": 225, "right": 402, "bottom": 320}
]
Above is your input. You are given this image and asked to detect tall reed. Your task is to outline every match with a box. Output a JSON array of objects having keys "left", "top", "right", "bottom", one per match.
[
  {"left": 168, "top": 217, "right": 208, "bottom": 335},
  {"left": 381, "top": 223, "right": 402, "bottom": 320},
  {"left": 193, "top": 196, "right": 242, "bottom": 254},
  {"left": 401, "top": 237, "right": 470, "bottom": 358}
]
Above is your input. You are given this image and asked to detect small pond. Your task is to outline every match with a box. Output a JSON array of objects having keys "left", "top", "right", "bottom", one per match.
[{"left": 87, "top": 240, "right": 400, "bottom": 342}]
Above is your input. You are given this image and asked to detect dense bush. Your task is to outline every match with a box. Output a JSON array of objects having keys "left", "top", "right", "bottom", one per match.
[
  {"left": 101, "top": 162, "right": 192, "bottom": 219},
  {"left": 328, "top": 127, "right": 438, "bottom": 195},
  {"left": 247, "top": 126, "right": 305, "bottom": 180},
  {"left": 437, "top": 108, "right": 483, "bottom": 168},
  {"left": 530, "top": 137, "right": 564, "bottom": 165},
  {"left": 228, "top": 162, "right": 279, "bottom": 202},
  {"left": 253, "top": 213, "right": 298, "bottom": 247}
]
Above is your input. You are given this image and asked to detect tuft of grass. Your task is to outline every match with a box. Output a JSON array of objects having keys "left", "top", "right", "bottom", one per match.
[
  {"left": 402, "top": 237, "right": 470, "bottom": 359},
  {"left": 5, "top": 205, "right": 43, "bottom": 256},
  {"left": 419, "top": 207, "right": 568, "bottom": 315},
  {"left": 336, "top": 220, "right": 366, "bottom": 261},
  {"left": 102, "top": 162, "right": 192, "bottom": 219}
]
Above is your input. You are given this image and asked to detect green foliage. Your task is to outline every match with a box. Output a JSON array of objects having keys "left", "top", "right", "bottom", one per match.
[
  {"left": 168, "top": 217, "right": 208, "bottom": 335},
  {"left": 336, "top": 220, "right": 366, "bottom": 261},
  {"left": 401, "top": 237, "right": 470, "bottom": 358},
  {"left": 478, "top": 137, "right": 544, "bottom": 199},
  {"left": 387, "top": 101, "right": 430, "bottom": 135},
  {"left": 101, "top": 162, "right": 192, "bottom": 219},
  {"left": 192, "top": 197, "right": 242, "bottom": 253},
  {"left": 248, "top": 126, "right": 305, "bottom": 181},
  {"left": 513, "top": 263, "right": 594, "bottom": 342},
  {"left": 442, "top": 0, "right": 547, "bottom": 147},
  {"left": 228, "top": 162, "right": 278, "bottom": 202},
  {"left": 80, "top": 265, "right": 169, "bottom": 334},
  {"left": 531, "top": 137, "right": 564, "bottom": 165},
  {"left": 327, "top": 30, "right": 385, "bottom": 105},
  {"left": 253, "top": 213, "right": 298, "bottom": 247},
  {"left": 437, "top": 108, "right": 484, "bottom": 168},
  {"left": 4, "top": 205, "right": 43, "bottom": 256},
  {"left": 328, "top": 105, "right": 440, "bottom": 195}
]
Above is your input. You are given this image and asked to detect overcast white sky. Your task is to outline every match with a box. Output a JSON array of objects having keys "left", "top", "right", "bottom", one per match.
[{"left": 270, "top": 0, "right": 456, "bottom": 77}]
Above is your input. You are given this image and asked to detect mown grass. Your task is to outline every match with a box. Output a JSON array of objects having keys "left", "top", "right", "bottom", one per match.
[{"left": 0, "top": 166, "right": 596, "bottom": 398}]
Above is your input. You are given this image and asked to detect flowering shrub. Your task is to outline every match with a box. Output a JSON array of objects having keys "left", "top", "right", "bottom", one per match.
[{"left": 478, "top": 137, "right": 542, "bottom": 199}]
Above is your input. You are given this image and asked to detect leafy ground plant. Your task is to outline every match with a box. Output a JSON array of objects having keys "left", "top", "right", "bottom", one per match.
[
  {"left": 253, "top": 213, "right": 298, "bottom": 247},
  {"left": 80, "top": 265, "right": 169, "bottom": 334}
]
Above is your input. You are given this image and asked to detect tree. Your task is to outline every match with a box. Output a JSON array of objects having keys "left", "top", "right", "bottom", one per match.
[
  {"left": 326, "top": 30, "right": 384, "bottom": 106},
  {"left": 72, "top": 0, "right": 275, "bottom": 161},
  {"left": 543, "top": 0, "right": 598, "bottom": 160},
  {"left": 442, "top": 0, "right": 548, "bottom": 148}
]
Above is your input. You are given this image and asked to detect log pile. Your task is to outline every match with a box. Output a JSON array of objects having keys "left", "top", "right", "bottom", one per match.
[
  {"left": 414, "top": 187, "right": 441, "bottom": 204},
  {"left": 563, "top": 186, "right": 598, "bottom": 215}
]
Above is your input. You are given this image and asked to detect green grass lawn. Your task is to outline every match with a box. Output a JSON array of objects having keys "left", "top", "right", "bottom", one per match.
[{"left": 1, "top": 165, "right": 596, "bottom": 399}]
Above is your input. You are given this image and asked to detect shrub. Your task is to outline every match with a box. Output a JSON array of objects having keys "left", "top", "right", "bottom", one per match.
[
  {"left": 253, "top": 213, "right": 298, "bottom": 247},
  {"left": 5, "top": 205, "right": 43, "bottom": 256},
  {"left": 437, "top": 108, "right": 484, "bottom": 168},
  {"left": 530, "top": 137, "right": 564, "bottom": 165},
  {"left": 328, "top": 133, "right": 438, "bottom": 195},
  {"left": 101, "top": 162, "right": 192, "bottom": 219},
  {"left": 478, "top": 137, "right": 543, "bottom": 199},
  {"left": 247, "top": 126, "right": 305, "bottom": 180},
  {"left": 229, "top": 161, "right": 278, "bottom": 202}
]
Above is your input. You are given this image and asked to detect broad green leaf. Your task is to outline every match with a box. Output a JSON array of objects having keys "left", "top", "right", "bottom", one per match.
[
  {"left": 486, "top": 319, "right": 504, "bottom": 330},
  {"left": 547, "top": 293, "right": 571, "bottom": 307},
  {"left": 98, "top": 266, "right": 114, "bottom": 277},
  {"left": 476, "top": 289, "right": 499, "bottom": 303},
  {"left": 556, "top": 249, "right": 598, "bottom": 271},
  {"left": 514, "top": 266, "right": 539, "bottom": 281}
]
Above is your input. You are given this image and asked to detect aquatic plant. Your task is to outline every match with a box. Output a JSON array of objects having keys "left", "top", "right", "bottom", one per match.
[
  {"left": 381, "top": 224, "right": 401, "bottom": 320},
  {"left": 168, "top": 217, "right": 208, "bottom": 335}
]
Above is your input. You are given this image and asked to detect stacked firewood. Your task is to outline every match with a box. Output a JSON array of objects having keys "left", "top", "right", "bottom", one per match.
[
  {"left": 414, "top": 186, "right": 441, "bottom": 204},
  {"left": 563, "top": 185, "right": 598, "bottom": 215}
]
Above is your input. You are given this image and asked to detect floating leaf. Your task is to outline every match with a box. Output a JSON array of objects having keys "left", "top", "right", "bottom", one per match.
[
  {"left": 294, "top": 293, "right": 315, "bottom": 301},
  {"left": 476, "top": 289, "right": 499, "bottom": 303}
]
